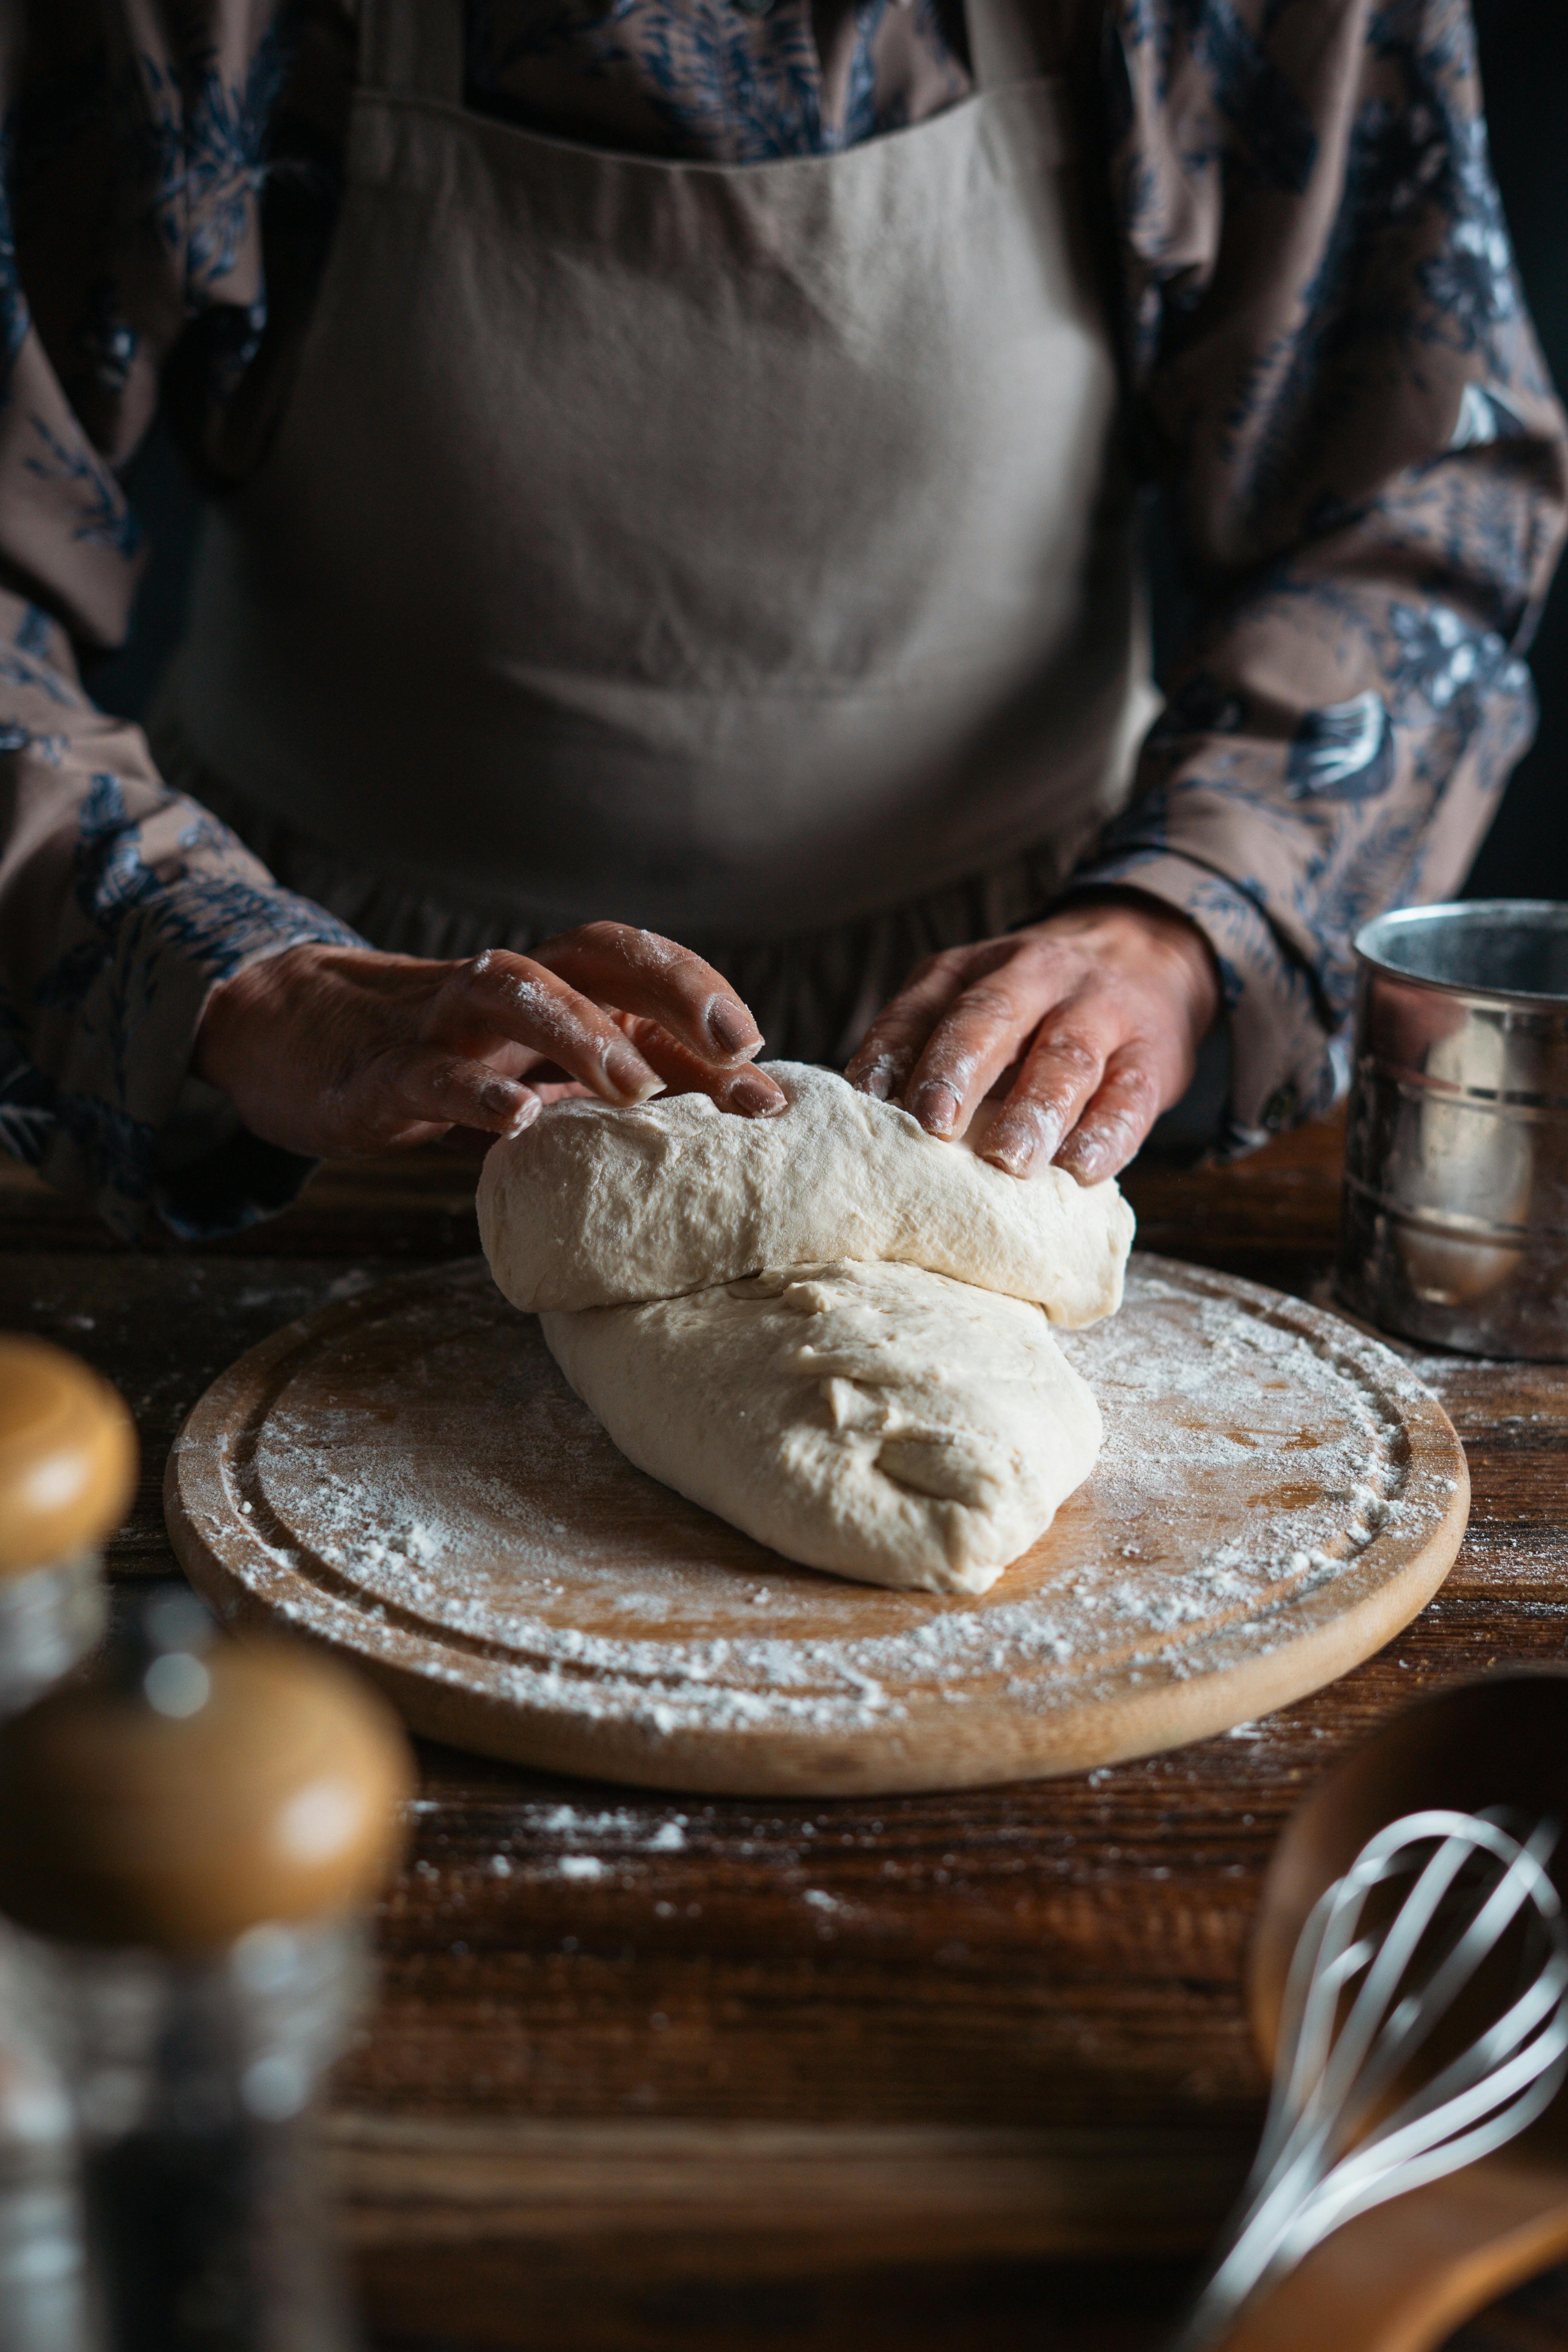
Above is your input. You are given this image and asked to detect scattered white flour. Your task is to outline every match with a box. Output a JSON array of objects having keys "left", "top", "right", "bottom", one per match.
[{"left": 188, "top": 1260, "right": 1458, "bottom": 1749}]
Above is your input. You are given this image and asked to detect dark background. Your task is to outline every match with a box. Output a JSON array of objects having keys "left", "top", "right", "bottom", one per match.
[
  {"left": 1464, "top": 0, "right": 1568, "bottom": 898},
  {"left": 88, "top": 0, "right": 1568, "bottom": 903}
]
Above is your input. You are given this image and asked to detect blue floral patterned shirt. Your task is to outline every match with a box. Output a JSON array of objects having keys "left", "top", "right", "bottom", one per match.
[{"left": 0, "top": 0, "right": 1564, "bottom": 1235}]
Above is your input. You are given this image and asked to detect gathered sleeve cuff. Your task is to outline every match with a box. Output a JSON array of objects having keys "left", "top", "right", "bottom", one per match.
[
  {"left": 1069, "top": 851, "right": 1345, "bottom": 1156},
  {"left": 1082, "top": 0, "right": 1568, "bottom": 1156}
]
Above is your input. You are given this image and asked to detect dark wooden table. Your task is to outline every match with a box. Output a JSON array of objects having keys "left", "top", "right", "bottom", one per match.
[{"left": 6, "top": 1119, "right": 1567, "bottom": 2351}]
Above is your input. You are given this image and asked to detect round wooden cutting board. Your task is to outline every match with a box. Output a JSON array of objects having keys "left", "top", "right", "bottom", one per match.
[{"left": 165, "top": 1255, "right": 1468, "bottom": 1796}]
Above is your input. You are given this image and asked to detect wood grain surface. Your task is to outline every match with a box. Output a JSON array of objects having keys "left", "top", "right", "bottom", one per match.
[
  {"left": 6, "top": 1118, "right": 1568, "bottom": 2350},
  {"left": 165, "top": 1256, "right": 1468, "bottom": 1796}
]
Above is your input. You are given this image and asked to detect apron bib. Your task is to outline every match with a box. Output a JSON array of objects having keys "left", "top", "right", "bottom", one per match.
[{"left": 162, "top": 0, "right": 1158, "bottom": 1045}]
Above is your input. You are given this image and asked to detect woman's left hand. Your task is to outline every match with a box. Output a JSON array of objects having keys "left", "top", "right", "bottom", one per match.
[{"left": 844, "top": 896, "right": 1220, "bottom": 1184}]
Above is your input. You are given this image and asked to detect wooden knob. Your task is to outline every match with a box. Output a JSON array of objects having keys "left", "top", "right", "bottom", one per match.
[
  {"left": 0, "top": 1337, "right": 137, "bottom": 1576},
  {"left": 0, "top": 1601, "right": 414, "bottom": 1951}
]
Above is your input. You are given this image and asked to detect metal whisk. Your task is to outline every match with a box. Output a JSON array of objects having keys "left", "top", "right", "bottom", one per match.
[{"left": 1171, "top": 1807, "right": 1568, "bottom": 2352}]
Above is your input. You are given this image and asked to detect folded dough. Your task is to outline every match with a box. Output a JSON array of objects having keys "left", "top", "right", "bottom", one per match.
[
  {"left": 479, "top": 1061, "right": 1132, "bottom": 1326},
  {"left": 541, "top": 1261, "right": 1102, "bottom": 1595}
]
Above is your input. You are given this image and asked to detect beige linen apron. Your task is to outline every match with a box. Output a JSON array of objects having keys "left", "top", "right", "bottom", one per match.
[{"left": 158, "top": 0, "right": 1157, "bottom": 1062}]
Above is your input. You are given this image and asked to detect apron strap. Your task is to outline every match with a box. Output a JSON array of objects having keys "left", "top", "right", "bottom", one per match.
[{"left": 358, "top": 0, "right": 465, "bottom": 105}]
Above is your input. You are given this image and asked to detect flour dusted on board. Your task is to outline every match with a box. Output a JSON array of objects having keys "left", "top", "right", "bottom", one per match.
[{"left": 231, "top": 1267, "right": 1442, "bottom": 1749}]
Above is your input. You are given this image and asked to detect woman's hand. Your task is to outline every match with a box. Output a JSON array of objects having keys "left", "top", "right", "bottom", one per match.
[
  {"left": 193, "top": 924, "right": 787, "bottom": 1159},
  {"left": 845, "top": 897, "right": 1220, "bottom": 1185}
]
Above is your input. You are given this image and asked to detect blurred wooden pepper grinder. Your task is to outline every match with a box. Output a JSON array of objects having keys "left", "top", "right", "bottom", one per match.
[
  {"left": 0, "top": 1338, "right": 135, "bottom": 2352},
  {"left": 0, "top": 1591, "right": 413, "bottom": 2352},
  {"left": 0, "top": 1338, "right": 134, "bottom": 1719}
]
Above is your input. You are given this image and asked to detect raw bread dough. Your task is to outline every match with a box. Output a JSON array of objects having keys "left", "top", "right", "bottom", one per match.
[
  {"left": 479, "top": 1061, "right": 1134, "bottom": 1325},
  {"left": 541, "top": 1260, "right": 1102, "bottom": 1595},
  {"left": 485, "top": 1061, "right": 1128, "bottom": 1592}
]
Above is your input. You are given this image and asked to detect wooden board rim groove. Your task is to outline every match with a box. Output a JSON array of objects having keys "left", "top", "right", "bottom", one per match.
[{"left": 165, "top": 1254, "right": 1470, "bottom": 1796}]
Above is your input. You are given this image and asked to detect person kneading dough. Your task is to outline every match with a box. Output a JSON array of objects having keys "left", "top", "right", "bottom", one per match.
[
  {"left": 480, "top": 1067, "right": 1132, "bottom": 1593},
  {"left": 4, "top": 4, "right": 1557, "bottom": 1249}
]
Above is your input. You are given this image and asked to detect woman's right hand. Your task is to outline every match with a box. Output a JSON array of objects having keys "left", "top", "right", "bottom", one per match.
[{"left": 192, "top": 923, "right": 787, "bottom": 1159}]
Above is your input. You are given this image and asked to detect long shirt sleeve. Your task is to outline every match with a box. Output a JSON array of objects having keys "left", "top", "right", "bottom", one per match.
[
  {"left": 0, "top": 588, "right": 359, "bottom": 1237},
  {"left": 0, "top": 6, "right": 362, "bottom": 1238},
  {"left": 1073, "top": 0, "right": 1568, "bottom": 1149},
  {"left": 2, "top": 0, "right": 1564, "bottom": 1234}
]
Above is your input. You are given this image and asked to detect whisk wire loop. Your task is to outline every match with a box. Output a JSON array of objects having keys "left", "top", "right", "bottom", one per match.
[{"left": 1169, "top": 1808, "right": 1568, "bottom": 2352}]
